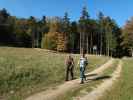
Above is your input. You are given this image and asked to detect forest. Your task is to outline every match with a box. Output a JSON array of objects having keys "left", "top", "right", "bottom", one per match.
[{"left": 0, "top": 7, "right": 133, "bottom": 57}]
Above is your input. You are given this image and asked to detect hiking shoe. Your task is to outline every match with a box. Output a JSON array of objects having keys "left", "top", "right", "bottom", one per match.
[{"left": 80, "top": 81, "right": 84, "bottom": 84}]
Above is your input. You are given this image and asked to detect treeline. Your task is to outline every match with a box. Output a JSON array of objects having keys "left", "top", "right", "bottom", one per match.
[{"left": 0, "top": 7, "right": 133, "bottom": 57}]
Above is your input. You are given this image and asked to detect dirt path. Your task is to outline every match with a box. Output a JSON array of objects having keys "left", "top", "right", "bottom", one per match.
[
  {"left": 78, "top": 60, "right": 122, "bottom": 100},
  {"left": 25, "top": 59, "right": 114, "bottom": 100}
]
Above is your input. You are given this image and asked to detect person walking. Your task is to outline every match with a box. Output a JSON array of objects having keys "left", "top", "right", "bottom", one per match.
[
  {"left": 79, "top": 53, "right": 88, "bottom": 84},
  {"left": 65, "top": 55, "right": 74, "bottom": 81}
]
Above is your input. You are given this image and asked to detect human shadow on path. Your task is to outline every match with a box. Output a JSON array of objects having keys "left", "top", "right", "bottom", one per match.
[
  {"left": 85, "top": 75, "right": 111, "bottom": 83},
  {"left": 92, "top": 75, "right": 111, "bottom": 81},
  {"left": 85, "top": 73, "right": 98, "bottom": 77}
]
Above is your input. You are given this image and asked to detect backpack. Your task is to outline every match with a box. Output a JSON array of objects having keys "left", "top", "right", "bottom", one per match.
[{"left": 85, "top": 57, "right": 88, "bottom": 66}]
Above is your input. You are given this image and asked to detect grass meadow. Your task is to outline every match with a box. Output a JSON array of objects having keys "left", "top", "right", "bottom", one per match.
[
  {"left": 0, "top": 47, "right": 109, "bottom": 100},
  {"left": 99, "top": 58, "right": 133, "bottom": 100}
]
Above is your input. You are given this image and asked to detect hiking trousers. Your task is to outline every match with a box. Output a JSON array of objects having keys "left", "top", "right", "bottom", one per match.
[
  {"left": 80, "top": 67, "right": 86, "bottom": 83},
  {"left": 66, "top": 65, "right": 74, "bottom": 81}
]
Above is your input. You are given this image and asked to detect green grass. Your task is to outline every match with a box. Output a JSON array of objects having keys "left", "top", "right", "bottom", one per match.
[
  {"left": 0, "top": 47, "right": 109, "bottom": 99},
  {"left": 56, "top": 59, "right": 119, "bottom": 100},
  {"left": 101, "top": 59, "right": 119, "bottom": 75},
  {"left": 99, "top": 58, "right": 133, "bottom": 100}
]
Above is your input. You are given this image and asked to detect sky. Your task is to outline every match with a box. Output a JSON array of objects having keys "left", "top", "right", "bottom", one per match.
[{"left": 0, "top": 0, "right": 133, "bottom": 27}]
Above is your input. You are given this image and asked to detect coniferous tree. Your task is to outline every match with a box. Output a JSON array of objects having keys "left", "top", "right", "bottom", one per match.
[
  {"left": 79, "top": 6, "right": 90, "bottom": 54},
  {"left": 98, "top": 12, "right": 104, "bottom": 55},
  {"left": 61, "top": 12, "right": 70, "bottom": 51},
  {"left": 70, "top": 21, "right": 79, "bottom": 52}
]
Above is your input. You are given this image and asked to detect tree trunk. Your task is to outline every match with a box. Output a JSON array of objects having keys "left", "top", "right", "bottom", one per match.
[
  {"left": 32, "top": 32, "right": 35, "bottom": 48},
  {"left": 90, "top": 32, "right": 93, "bottom": 54},
  {"left": 82, "top": 32, "right": 85, "bottom": 53},
  {"left": 131, "top": 48, "right": 133, "bottom": 57},
  {"left": 108, "top": 41, "right": 110, "bottom": 57},
  {"left": 41, "top": 32, "right": 44, "bottom": 48},
  {"left": 80, "top": 32, "right": 84, "bottom": 54},
  {"left": 86, "top": 34, "right": 89, "bottom": 54},
  {"left": 80, "top": 32, "right": 82, "bottom": 54},
  {"left": 36, "top": 32, "right": 39, "bottom": 48},
  {"left": 100, "top": 32, "right": 102, "bottom": 55}
]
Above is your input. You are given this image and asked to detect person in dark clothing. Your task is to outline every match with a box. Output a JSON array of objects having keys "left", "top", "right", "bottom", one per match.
[{"left": 65, "top": 55, "right": 74, "bottom": 81}]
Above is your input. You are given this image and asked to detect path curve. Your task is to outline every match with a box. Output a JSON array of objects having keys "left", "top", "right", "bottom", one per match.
[
  {"left": 25, "top": 59, "right": 114, "bottom": 100},
  {"left": 79, "top": 60, "right": 122, "bottom": 100}
]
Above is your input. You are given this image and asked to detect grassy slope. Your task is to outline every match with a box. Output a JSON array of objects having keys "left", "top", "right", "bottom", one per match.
[
  {"left": 99, "top": 58, "right": 133, "bottom": 100},
  {"left": 57, "top": 59, "right": 119, "bottom": 100},
  {"left": 0, "top": 47, "right": 109, "bottom": 99}
]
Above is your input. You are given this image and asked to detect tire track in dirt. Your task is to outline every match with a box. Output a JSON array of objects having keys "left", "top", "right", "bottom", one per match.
[
  {"left": 78, "top": 60, "right": 122, "bottom": 100},
  {"left": 25, "top": 59, "right": 114, "bottom": 100}
]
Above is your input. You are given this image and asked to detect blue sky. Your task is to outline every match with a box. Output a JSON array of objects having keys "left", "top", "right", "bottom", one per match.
[{"left": 0, "top": 0, "right": 133, "bottom": 27}]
